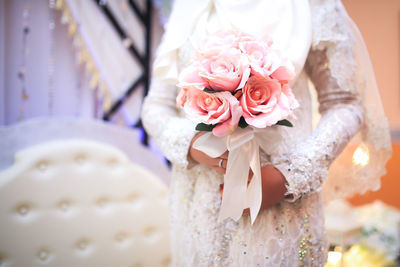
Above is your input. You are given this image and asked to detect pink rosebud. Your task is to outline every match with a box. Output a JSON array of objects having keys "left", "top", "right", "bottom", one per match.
[{"left": 240, "top": 75, "right": 298, "bottom": 128}]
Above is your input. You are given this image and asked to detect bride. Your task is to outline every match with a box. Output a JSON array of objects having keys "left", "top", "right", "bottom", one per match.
[{"left": 141, "top": 0, "right": 391, "bottom": 266}]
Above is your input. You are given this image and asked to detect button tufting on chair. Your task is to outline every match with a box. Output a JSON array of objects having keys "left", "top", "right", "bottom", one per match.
[
  {"left": 37, "top": 248, "right": 50, "bottom": 262},
  {"left": 0, "top": 139, "right": 171, "bottom": 267},
  {"left": 36, "top": 161, "right": 49, "bottom": 172},
  {"left": 16, "top": 203, "right": 30, "bottom": 216},
  {"left": 161, "top": 256, "right": 171, "bottom": 267},
  {"left": 106, "top": 157, "right": 119, "bottom": 165},
  {"left": 57, "top": 199, "right": 71, "bottom": 212},
  {"left": 75, "top": 238, "right": 90, "bottom": 251},
  {"left": 74, "top": 154, "right": 87, "bottom": 165},
  {"left": 114, "top": 232, "right": 129, "bottom": 244},
  {"left": 96, "top": 196, "right": 112, "bottom": 209}
]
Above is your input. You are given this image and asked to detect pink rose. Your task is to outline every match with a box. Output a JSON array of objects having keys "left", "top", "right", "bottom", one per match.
[
  {"left": 177, "top": 64, "right": 208, "bottom": 90},
  {"left": 269, "top": 58, "right": 295, "bottom": 82},
  {"left": 235, "top": 32, "right": 256, "bottom": 42},
  {"left": 183, "top": 90, "right": 243, "bottom": 137},
  {"left": 240, "top": 75, "right": 298, "bottom": 128},
  {"left": 221, "top": 30, "right": 270, "bottom": 47},
  {"left": 198, "top": 48, "right": 250, "bottom": 92},
  {"left": 239, "top": 41, "right": 295, "bottom": 82},
  {"left": 197, "top": 31, "right": 237, "bottom": 58},
  {"left": 177, "top": 65, "right": 209, "bottom": 107}
]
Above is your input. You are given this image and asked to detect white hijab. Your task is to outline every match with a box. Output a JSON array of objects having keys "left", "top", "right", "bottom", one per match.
[{"left": 153, "top": 0, "right": 312, "bottom": 85}]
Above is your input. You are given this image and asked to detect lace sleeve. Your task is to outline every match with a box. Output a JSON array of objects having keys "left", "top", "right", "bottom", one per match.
[
  {"left": 141, "top": 78, "right": 197, "bottom": 168},
  {"left": 271, "top": 0, "right": 365, "bottom": 202}
]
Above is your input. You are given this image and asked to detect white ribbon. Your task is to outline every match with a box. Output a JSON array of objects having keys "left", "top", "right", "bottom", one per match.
[{"left": 193, "top": 126, "right": 282, "bottom": 224}]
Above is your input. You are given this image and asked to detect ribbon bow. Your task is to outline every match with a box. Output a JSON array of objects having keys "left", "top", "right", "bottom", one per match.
[{"left": 193, "top": 126, "right": 282, "bottom": 224}]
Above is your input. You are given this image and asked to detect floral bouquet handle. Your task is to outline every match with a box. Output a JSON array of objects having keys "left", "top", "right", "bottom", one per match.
[{"left": 176, "top": 30, "right": 299, "bottom": 224}]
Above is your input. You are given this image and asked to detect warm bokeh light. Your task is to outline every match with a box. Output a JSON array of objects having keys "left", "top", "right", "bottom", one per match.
[
  {"left": 352, "top": 145, "right": 369, "bottom": 166},
  {"left": 327, "top": 251, "right": 342, "bottom": 266}
]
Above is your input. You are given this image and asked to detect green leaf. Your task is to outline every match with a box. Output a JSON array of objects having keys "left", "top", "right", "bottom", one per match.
[
  {"left": 203, "top": 88, "right": 222, "bottom": 93},
  {"left": 195, "top": 123, "right": 216, "bottom": 132},
  {"left": 276, "top": 119, "right": 293, "bottom": 127},
  {"left": 238, "top": 117, "right": 248, "bottom": 128}
]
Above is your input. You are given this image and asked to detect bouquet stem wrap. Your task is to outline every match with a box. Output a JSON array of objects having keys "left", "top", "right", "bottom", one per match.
[{"left": 193, "top": 127, "right": 282, "bottom": 224}]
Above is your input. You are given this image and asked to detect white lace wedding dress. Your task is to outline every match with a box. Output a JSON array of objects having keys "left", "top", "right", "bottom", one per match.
[{"left": 141, "top": 0, "right": 390, "bottom": 266}]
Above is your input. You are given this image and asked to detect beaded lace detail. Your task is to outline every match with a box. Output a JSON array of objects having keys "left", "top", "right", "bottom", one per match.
[{"left": 271, "top": 48, "right": 363, "bottom": 202}]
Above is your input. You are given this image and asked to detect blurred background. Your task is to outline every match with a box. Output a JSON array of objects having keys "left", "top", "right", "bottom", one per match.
[{"left": 0, "top": 0, "right": 399, "bottom": 266}]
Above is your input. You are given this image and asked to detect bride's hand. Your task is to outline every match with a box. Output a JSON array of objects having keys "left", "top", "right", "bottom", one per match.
[
  {"left": 189, "top": 132, "right": 228, "bottom": 174},
  {"left": 242, "top": 166, "right": 287, "bottom": 217}
]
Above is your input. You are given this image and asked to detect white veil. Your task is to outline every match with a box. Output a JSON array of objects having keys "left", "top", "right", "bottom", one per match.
[{"left": 313, "top": 0, "right": 392, "bottom": 201}]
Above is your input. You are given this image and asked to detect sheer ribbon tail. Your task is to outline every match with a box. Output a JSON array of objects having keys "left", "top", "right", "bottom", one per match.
[{"left": 193, "top": 127, "right": 282, "bottom": 224}]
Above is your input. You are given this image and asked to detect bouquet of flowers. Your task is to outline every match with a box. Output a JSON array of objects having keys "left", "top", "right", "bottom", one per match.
[
  {"left": 176, "top": 30, "right": 299, "bottom": 136},
  {"left": 176, "top": 30, "right": 299, "bottom": 223}
]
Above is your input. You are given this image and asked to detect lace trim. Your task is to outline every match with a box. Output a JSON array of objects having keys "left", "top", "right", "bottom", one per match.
[{"left": 308, "top": 0, "right": 391, "bottom": 202}]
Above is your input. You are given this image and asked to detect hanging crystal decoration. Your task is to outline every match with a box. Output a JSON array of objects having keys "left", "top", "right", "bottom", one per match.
[
  {"left": 48, "top": 0, "right": 56, "bottom": 116},
  {"left": 17, "top": 5, "right": 30, "bottom": 121}
]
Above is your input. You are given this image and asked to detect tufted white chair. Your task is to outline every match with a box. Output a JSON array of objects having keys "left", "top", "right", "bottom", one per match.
[{"left": 0, "top": 140, "right": 171, "bottom": 267}]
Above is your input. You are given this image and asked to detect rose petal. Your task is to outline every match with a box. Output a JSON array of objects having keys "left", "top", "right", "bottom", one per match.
[{"left": 270, "top": 64, "right": 295, "bottom": 81}]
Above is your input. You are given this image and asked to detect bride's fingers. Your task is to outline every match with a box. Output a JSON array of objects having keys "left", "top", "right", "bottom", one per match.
[
  {"left": 221, "top": 158, "right": 227, "bottom": 169},
  {"left": 219, "top": 151, "right": 229, "bottom": 159},
  {"left": 242, "top": 208, "right": 250, "bottom": 217}
]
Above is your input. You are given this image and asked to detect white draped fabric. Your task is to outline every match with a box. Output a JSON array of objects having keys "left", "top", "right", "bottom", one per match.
[{"left": 65, "top": 0, "right": 138, "bottom": 99}]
